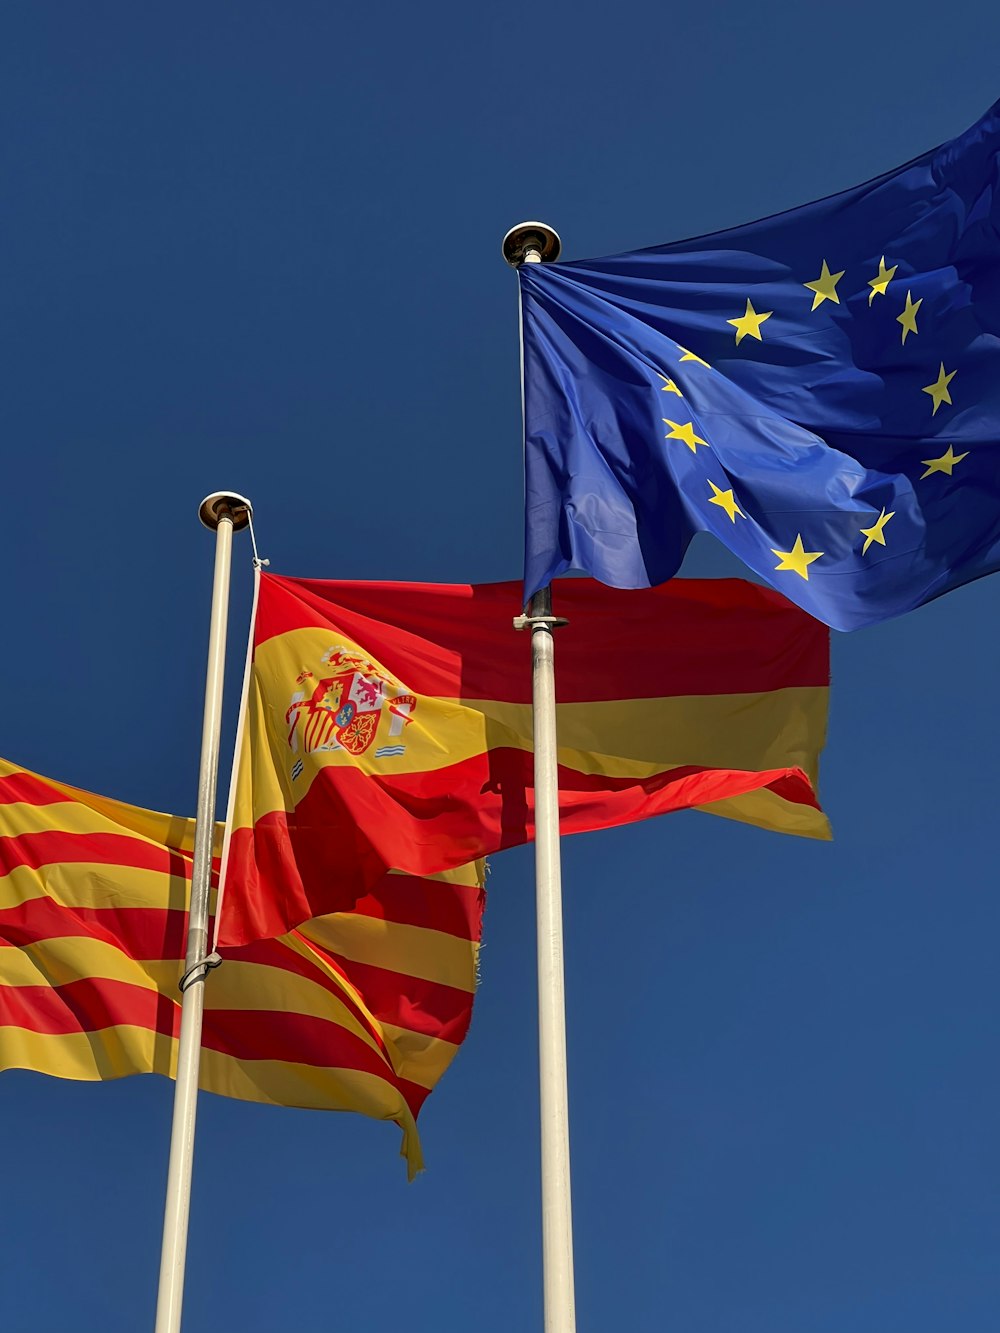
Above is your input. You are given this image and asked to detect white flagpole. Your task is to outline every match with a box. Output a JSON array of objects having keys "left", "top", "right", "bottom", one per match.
[
  {"left": 154, "top": 491, "right": 252, "bottom": 1333},
  {"left": 505, "top": 222, "right": 577, "bottom": 1333}
]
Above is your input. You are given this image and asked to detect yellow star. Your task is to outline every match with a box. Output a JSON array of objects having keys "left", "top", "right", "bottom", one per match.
[
  {"left": 656, "top": 372, "right": 682, "bottom": 396},
  {"left": 897, "top": 290, "right": 922, "bottom": 344},
  {"left": 707, "top": 480, "right": 744, "bottom": 522},
  {"left": 678, "top": 345, "right": 710, "bottom": 368},
  {"left": 803, "top": 260, "right": 845, "bottom": 311},
  {"left": 920, "top": 444, "right": 968, "bottom": 478},
  {"left": 922, "top": 362, "right": 956, "bottom": 415},
  {"left": 867, "top": 255, "right": 897, "bottom": 305},
  {"left": 663, "top": 419, "right": 709, "bottom": 453},
  {"left": 727, "top": 298, "right": 772, "bottom": 345},
  {"left": 859, "top": 507, "right": 895, "bottom": 555},
  {"left": 771, "top": 534, "right": 823, "bottom": 580}
]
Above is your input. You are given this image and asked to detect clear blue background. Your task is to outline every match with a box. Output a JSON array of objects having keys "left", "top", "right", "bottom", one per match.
[{"left": 1, "top": 4, "right": 998, "bottom": 1330}]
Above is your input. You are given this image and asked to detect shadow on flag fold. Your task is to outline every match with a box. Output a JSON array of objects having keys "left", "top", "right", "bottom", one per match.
[{"left": 219, "top": 572, "right": 830, "bottom": 948}]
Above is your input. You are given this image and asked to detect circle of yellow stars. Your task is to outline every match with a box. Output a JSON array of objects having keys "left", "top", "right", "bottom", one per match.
[{"left": 655, "top": 252, "right": 970, "bottom": 582}]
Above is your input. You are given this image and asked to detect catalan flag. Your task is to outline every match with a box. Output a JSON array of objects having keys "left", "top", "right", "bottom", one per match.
[
  {"left": 520, "top": 98, "right": 1000, "bottom": 630},
  {"left": 219, "top": 572, "right": 829, "bottom": 946},
  {"left": 0, "top": 757, "right": 484, "bottom": 1177}
]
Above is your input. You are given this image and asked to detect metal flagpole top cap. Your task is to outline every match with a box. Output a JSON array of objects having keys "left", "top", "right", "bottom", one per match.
[
  {"left": 198, "top": 492, "right": 253, "bottom": 531},
  {"left": 502, "top": 220, "right": 562, "bottom": 266}
]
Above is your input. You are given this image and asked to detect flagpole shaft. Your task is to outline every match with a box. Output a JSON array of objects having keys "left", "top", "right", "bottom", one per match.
[
  {"left": 530, "top": 586, "right": 577, "bottom": 1333},
  {"left": 505, "top": 221, "right": 576, "bottom": 1333},
  {"left": 154, "top": 496, "right": 243, "bottom": 1333}
]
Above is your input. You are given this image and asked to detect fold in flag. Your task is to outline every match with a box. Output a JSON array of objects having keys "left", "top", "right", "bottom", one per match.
[
  {"left": 220, "top": 572, "right": 829, "bottom": 946},
  {"left": 0, "top": 757, "right": 484, "bottom": 1177},
  {"left": 520, "top": 98, "right": 1000, "bottom": 630}
]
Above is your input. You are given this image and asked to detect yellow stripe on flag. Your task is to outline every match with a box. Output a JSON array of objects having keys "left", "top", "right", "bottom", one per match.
[{"left": 301, "top": 915, "right": 479, "bottom": 993}]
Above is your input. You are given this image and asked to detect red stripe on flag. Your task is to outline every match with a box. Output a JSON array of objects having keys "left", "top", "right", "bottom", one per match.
[
  {"left": 350, "top": 875, "right": 484, "bottom": 941},
  {"left": 0, "top": 830, "right": 194, "bottom": 880},
  {"left": 0, "top": 900, "right": 189, "bottom": 960},
  {"left": 255, "top": 575, "right": 829, "bottom": 702},
  {"left": 0, "top": 976, "right": 179, "bottom": 1038},
  {"left": 328, "top": 954, "right": 477, "bottom": 1044},
  {"left": 0, "top": 773, "right": 71, "bottom": 807}
]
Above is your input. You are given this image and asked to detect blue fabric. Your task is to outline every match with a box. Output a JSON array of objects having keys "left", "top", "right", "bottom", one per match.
[{"left": 521, "top": 100, "right": 1000, "bottom": 629}]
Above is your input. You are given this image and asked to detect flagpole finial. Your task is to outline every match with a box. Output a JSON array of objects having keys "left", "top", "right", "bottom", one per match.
[
  {"left": 199, "top": 492, "right": 253, "bottom": 532},
  {"left": 502, "top": 221, "right": 561, "bottom": 266}
]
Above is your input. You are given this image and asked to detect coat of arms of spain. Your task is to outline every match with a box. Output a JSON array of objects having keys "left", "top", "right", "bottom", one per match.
[{"left": 285, "top": 646, "right": 416, "bottom": 773}]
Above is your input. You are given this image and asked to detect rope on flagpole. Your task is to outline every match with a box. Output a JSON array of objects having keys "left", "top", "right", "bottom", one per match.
[{"left": 246, "top": 506, "right": 269, "bottom": 569}]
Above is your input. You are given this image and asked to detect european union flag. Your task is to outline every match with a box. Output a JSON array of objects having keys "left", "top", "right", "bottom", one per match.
[{"left": 520, "top": 100, "right": 1000, "bottom": 630}]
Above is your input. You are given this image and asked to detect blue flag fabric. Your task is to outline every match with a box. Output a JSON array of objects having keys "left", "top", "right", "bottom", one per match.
[{"left": 520, "top": 100, "right": 1000, "bottom": 630}]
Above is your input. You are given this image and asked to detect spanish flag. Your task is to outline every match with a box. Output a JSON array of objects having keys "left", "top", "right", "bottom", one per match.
[
  {"left": 0, "top": 758, "right": 484, "bottom": 1177},
  {"left": 221, "top": 574, "right": 829, "bottom": 946}
]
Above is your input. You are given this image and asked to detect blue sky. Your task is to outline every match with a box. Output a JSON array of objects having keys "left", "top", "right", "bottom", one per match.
[{"left": 2, "top": 3, "right": 1000, "bottom": 1330}]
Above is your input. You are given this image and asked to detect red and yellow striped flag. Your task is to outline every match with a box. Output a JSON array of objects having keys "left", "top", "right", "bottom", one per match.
[
  {"left": 0, "top": 757, "right": 484, "bottom": 1177},
  {"left": 221, "top": 573, "right": 829, "bottom": 946}
]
